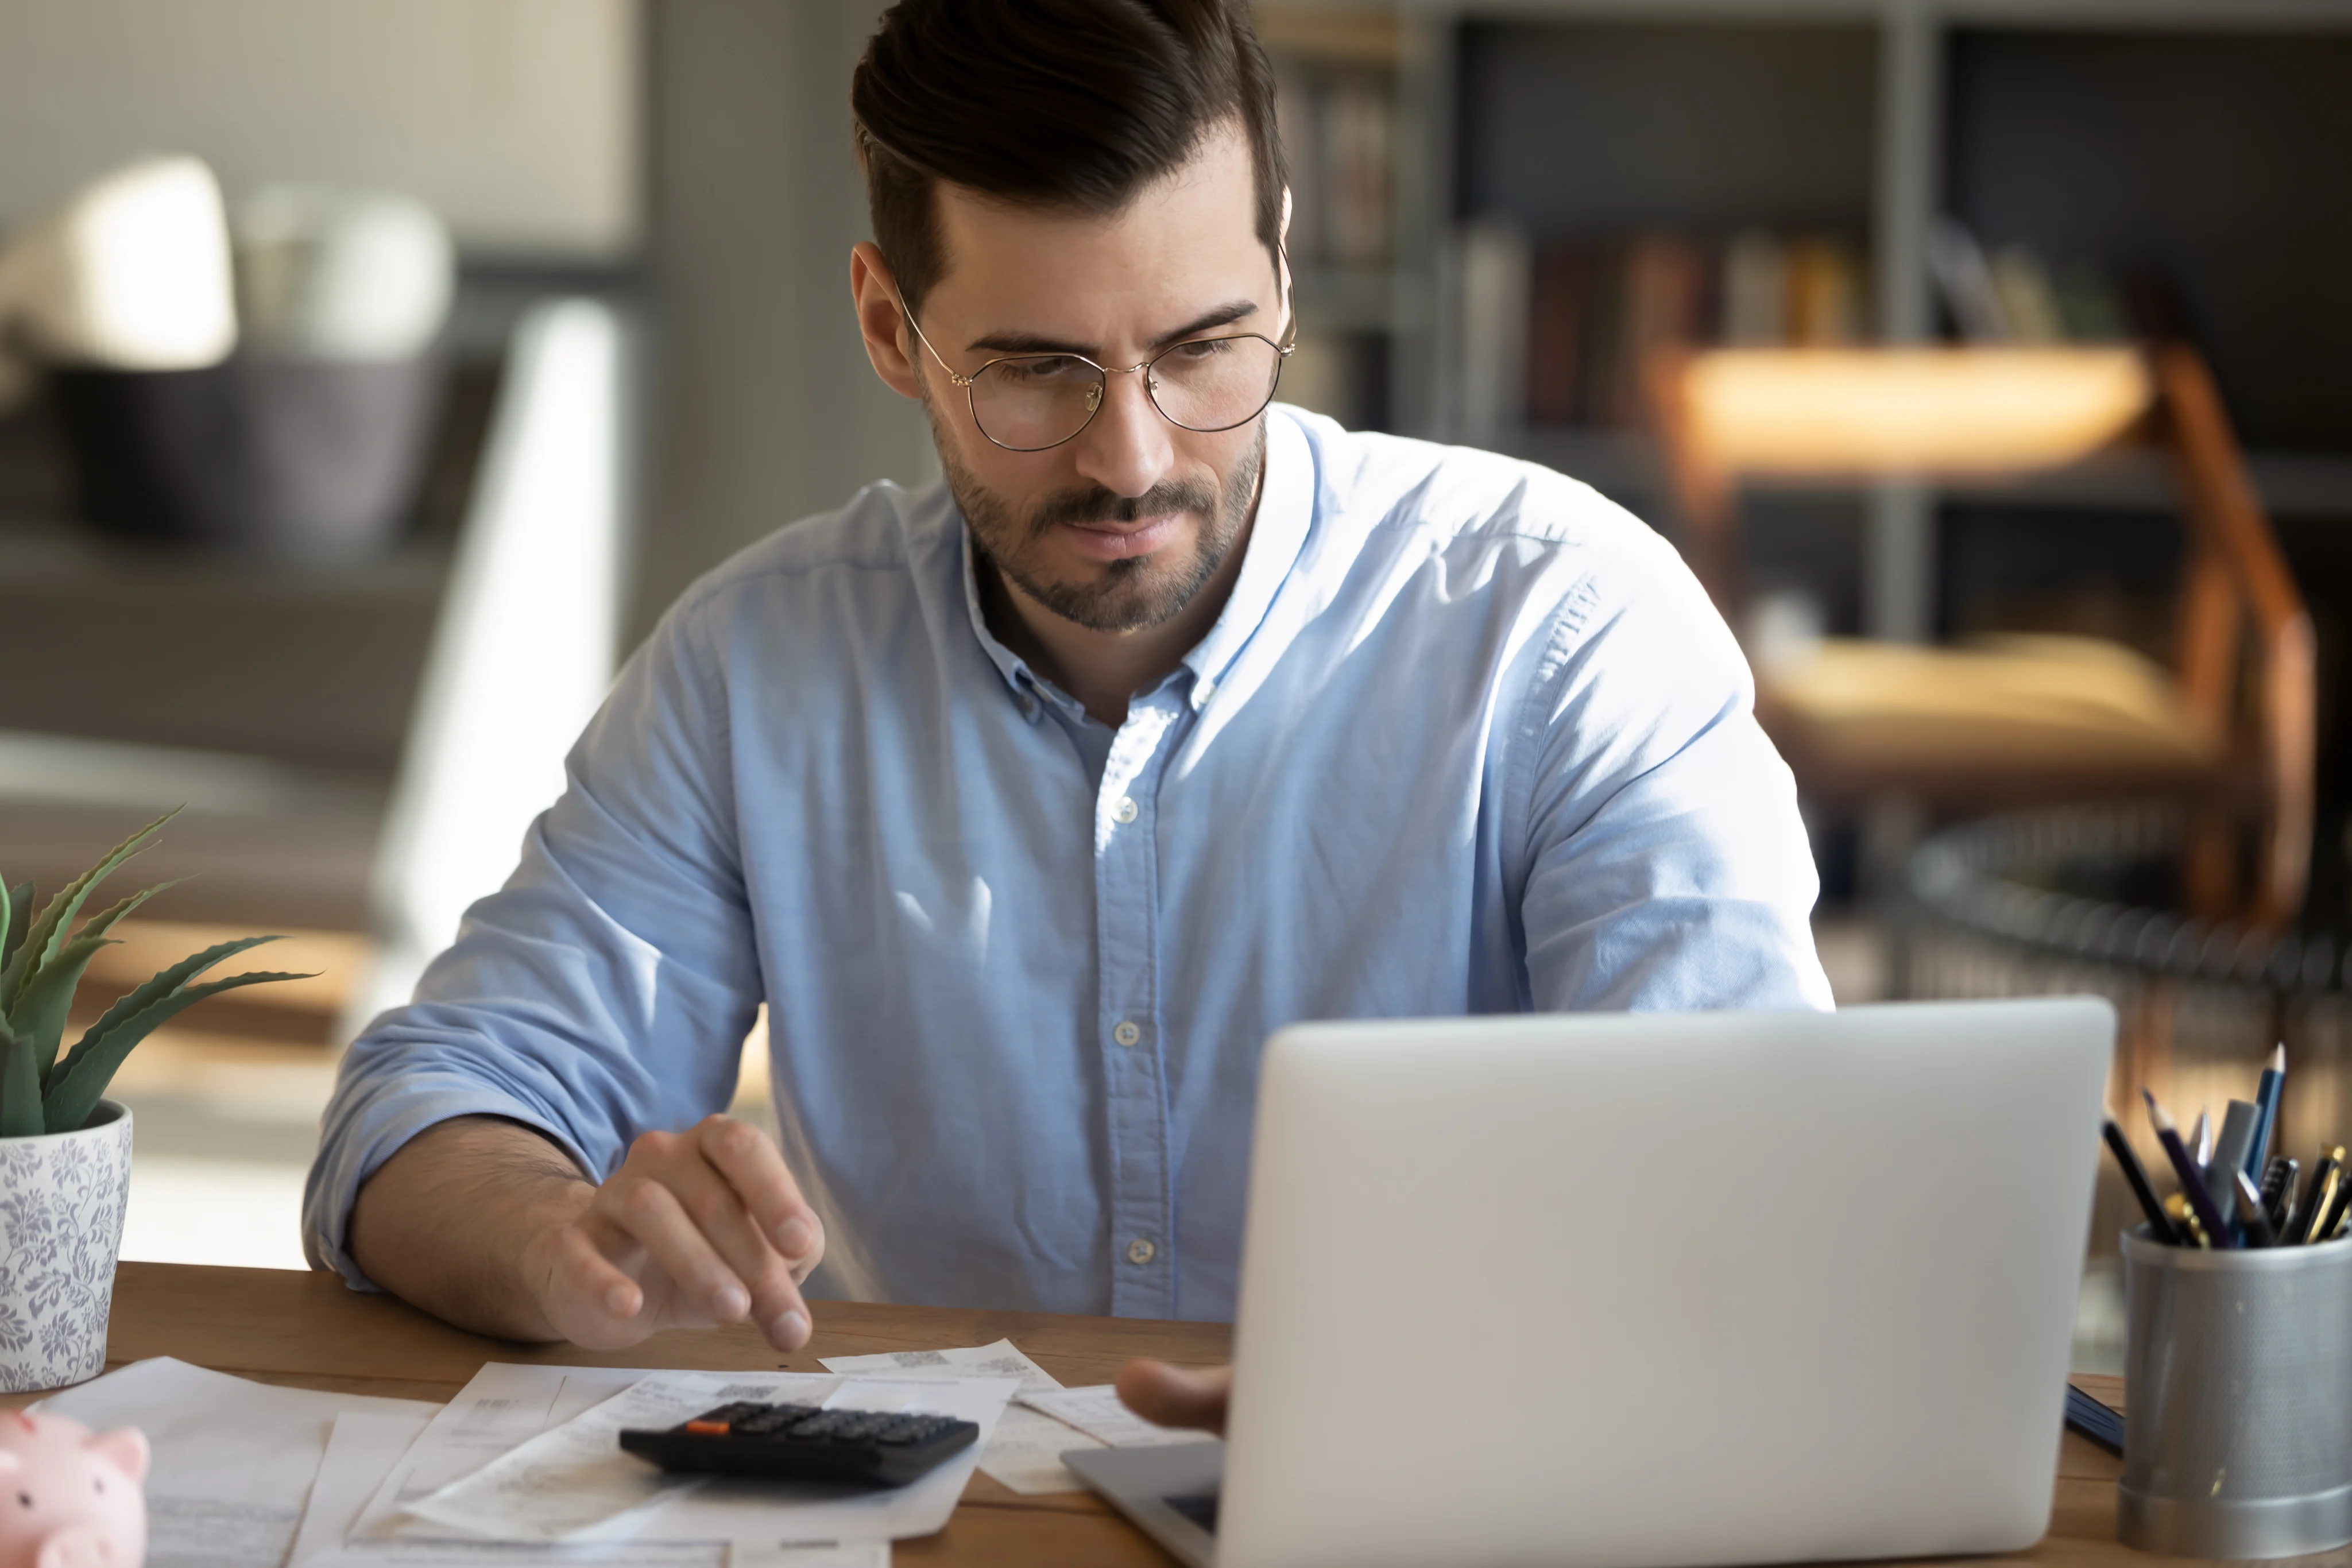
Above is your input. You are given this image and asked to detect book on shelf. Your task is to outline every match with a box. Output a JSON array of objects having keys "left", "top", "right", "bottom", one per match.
[
  {"left": 1928, "top": 218, "right": 2144, "bottom": 346},
  {"left": 1456, "top": 219, "right": 1531, "bottom": 442},
  {"left": 1456, "top": 223, "right": 1870, "bottom": 435}
]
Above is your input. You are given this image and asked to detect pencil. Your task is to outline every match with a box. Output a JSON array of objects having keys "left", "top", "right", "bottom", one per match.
[
  {"left": 2145, "top": 1089, "right": 2234, "bottom": 1248},
  {"left": 2104, "top": 1118, "right": 2181, "bottom": 1244}
]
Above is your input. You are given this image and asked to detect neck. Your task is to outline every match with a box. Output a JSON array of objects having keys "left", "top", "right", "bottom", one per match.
[{"left": 986, "top": 485, "right": 1261, "bottom": 729}]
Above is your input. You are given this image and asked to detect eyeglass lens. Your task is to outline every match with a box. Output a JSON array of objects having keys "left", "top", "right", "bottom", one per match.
[{"left": 966, "top": 336, "right": 1284, "bottom": 451}]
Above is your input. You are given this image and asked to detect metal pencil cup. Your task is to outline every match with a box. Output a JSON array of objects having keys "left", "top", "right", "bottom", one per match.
[{"left": 2119, "top": 1226, "right": 2352, "bottom": 1558}]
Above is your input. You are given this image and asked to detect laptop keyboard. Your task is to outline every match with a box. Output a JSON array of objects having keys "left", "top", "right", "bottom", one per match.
[{"left": 1163, "top": 1490, "right": 1220, "bottom": 1534}]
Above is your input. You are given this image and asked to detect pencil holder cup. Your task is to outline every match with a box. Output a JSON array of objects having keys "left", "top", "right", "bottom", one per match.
[{"left": 2119, "top": 1226, "right": 2352, "bottom": 1559}]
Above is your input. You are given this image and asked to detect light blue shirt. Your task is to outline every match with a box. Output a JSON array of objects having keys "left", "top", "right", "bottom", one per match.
[{"left": 305, "top": 406, "right": 1831, "bottom": 1321}]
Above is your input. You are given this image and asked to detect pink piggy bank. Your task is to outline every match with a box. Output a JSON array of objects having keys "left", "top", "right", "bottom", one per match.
[{"left": 0, "top": 1413, "right": 148, "bottom": 1568}]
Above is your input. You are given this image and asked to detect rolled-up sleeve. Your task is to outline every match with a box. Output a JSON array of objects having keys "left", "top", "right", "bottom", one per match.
[
  {"left": 1512, "top": 531, "right": 1833, "bottom": 1015},
  {"left": 303, "top": 597, "right": 763, "bottom": 1286}
]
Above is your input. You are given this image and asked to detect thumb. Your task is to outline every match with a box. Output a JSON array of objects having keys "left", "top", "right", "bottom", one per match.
[{"left": 1115, "top": 1359, "right": 1231, "bottom": 1435}]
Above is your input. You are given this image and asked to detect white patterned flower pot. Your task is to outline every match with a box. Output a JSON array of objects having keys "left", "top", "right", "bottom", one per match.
[{"left": 0, "top": 1101, "right": 132, "bottom": 1392}]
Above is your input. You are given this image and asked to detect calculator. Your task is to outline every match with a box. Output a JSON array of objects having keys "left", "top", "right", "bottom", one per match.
[{"left": 617, "top": 1400, "right": 980, "bottom": 1488}]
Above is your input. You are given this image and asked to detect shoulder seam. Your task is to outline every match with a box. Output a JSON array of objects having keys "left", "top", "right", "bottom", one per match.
[{"left": 1505, "top": 573, "right": 1606, "bottom": 880}]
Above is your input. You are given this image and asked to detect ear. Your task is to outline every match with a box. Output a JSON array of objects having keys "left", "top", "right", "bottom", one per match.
[
  {"left": 1275, "top": 187, "right": 1296, "bottom": 340},
  {"left": 849, "top": 241, "right": 927, "bottom": 402},
  {"left": 84, "top": 1429, "right": 146, "bottom": 1485}
]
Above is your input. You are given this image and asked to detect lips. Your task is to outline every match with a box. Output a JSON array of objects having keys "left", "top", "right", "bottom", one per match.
[{"left": 1058, "top": 512, "right": 1186, "bottom": 562}]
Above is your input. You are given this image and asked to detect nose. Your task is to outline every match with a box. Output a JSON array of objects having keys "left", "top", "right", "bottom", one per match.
[{"left": 1071, "top": 364, "right": 1175, "bottom": 499}]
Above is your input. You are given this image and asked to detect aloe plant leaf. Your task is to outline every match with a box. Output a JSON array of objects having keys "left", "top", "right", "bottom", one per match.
[
  {"left": 0, "top": 809, "right": 180, "bottom": 1014},
  {"left": 47, "top": 934, "right": 281, "bottom": 1091},
  {"left": 44, "top": 969, "right": 314, "bottom": 1135},
  {"left": 0, "top": 881, "right": 29, "bottom": 970},
  {"left": 7, "top": 934, "right": 117, "bottom": 1087},
  {"left": 0, "top": 1019, "right": 40, "bottom": 1140}
]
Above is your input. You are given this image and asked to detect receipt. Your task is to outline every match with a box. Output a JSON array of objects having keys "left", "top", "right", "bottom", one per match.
[
  {"left": 295, "top": 1411, "right": 875, "bottom": 1568},
  {"left": 405, "top": 1369, "right": 1018, "bottom": 1544},
  {"left": 1016, "top": 1385, "right": 1217, "bottom": 1450},
  {"left": 818, "top": 1338, "right": 1058, "bottom": 1395},
  {"left": 817, "top": 1339, "right": 1101, "bottom": 1494},
  {"left": 353, "top": 1364, "right": 646, "bottom": 1543},
  {"left": 38, "top": 1357, "right": 438, "bottom": 1568}
]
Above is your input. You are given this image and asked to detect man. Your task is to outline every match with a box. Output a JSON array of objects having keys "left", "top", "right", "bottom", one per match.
[{"left": 304, "top": 0, "right": 1829, "bottom": 1368}]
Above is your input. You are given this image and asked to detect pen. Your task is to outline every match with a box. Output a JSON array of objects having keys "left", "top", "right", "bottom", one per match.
[
  {"left": 2191, "top": 1107, "right": 2214, "bottom": 1170},
  {"left": 2209, "top": 1100, "right": 2261, "bottom": 1232},
  {"left": 2247, "top": 1043, "right": 2286, "bottom": 1179},
  {"left": 2316, "top": 1162, "right": 2352, "bottom": 1245},
  {"left": 2296, "top": 1148, "right": 2342, "bottom": 1245},
  {"left": 2146, "top": 1089, "right": 2235, "bottom": 1248},
  {"left": 2164, "top": 1192, "right": 2210, "bottom": 1249},
  {"left": 2261, "top": 1156, "right": 2300, "bottom": 1236},
  {"left": 2232, "top": 1170, "right": 2278, "bottom": 1246},
  {"left": 2104, "top": 1118, "right": 2182, "bottom": 1244}
]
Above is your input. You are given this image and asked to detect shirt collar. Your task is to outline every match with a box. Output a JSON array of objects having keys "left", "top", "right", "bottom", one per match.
[
  {"left": 1182, "top": 405, "right": 1312, "bottom": 688},
  {"left": 960, "top": 531, "right": 1076, "bottom": 722},
  {"left": 957, "top": 405, "right": 1314, "bottom": 718}
]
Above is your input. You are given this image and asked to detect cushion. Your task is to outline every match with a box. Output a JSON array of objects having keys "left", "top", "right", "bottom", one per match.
[{"left": 1760, "top": 633, "right": 2222, "bottom": 796}]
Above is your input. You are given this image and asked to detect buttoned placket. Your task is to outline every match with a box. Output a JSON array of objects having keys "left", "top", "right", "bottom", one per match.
[{"left": 1093, "top": 683, "right": 1189, "bottom": 1317}]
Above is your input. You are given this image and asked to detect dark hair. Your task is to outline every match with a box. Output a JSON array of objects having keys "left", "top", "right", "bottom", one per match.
[{"left": 850, "top": 0, "right": 1286, "bottom": 316}]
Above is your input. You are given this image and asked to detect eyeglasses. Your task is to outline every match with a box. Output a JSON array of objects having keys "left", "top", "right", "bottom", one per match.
[{"left": 901, "top": 295, "right": 1295, "bottom": 453}]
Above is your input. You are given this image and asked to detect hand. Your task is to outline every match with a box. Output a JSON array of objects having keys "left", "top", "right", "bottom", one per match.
[
  {"left": 1115, "top": 1359, "right": 1231, "bottom": 1435},
  {"left": 520, "top": 1114, "right": 825, "bottom": 1352}
]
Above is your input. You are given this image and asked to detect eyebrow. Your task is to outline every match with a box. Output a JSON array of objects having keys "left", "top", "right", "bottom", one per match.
[{"left": 968, "top": 298, "right": 1262, "bottom": 358}]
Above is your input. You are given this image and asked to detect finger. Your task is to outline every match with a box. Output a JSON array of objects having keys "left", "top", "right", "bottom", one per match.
[
  {"left": 540, "top": 1225, "right": 652, "bottom": 1349},
  {"left": 657, "top": 1138, "right": 813, "bottom": 1349},
  {"left": 1115, "top": 1360, "right": 1232, "bottom": 1435},
  {"left": 695, "top": 1117, "right": 825, "bottom": 1272},
  {"left": 605, "top": 1176, "right": 754, "bottom": 1325}
]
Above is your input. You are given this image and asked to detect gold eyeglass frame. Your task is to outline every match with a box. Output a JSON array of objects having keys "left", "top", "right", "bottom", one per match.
[{"left": 897, "top": 258, "right": 1297, "bottom": 452}]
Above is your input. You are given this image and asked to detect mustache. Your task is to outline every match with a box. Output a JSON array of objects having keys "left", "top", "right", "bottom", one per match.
[{"left": 1027, "top": 478, "right": 1221, "bottom": 536}]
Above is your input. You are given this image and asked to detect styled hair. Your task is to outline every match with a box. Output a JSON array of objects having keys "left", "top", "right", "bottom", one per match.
[{"left": 850, "top": 0, "right": 1287, "bottom": 316}]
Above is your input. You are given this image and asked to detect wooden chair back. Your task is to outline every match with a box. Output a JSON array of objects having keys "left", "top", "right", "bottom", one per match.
[{"left": 1648, "top": 344, "right": 2314, "bottom": 926}]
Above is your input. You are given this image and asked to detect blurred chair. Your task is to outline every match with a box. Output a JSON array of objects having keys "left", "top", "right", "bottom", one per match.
[
  {"left": 0, "top": 297, "right": 630, "bottom": 1037},
  {"left": 339, "top": 297, "right": 630, "bottom": 1040},
  {"left": 1648, "top": 345, "right": 2314, "bottom": 927}
]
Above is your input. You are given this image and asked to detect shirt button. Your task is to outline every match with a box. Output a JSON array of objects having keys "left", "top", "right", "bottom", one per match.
[
  {"left": 1112, "top": 795, "right": 1138, "bottom": 824},
  {"left": 1112, "top": 1020, "right": 1142, "bottom": 1047},
  {"left": 1194, "top": 678, "right": 1216, "bottom": 706},
  {"left": 1127, "top": 1237, "right": 1156, "bottom": 1265}
]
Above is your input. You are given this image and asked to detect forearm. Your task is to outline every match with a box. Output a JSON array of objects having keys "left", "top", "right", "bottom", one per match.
[{"left": 348, "top": 1116, "right": 598, "bottom": 1341}]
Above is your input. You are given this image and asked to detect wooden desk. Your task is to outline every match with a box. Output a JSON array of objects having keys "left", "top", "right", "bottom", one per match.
[{"left": 55, "top": 1264, "right": 2160, "bottom": 1567}]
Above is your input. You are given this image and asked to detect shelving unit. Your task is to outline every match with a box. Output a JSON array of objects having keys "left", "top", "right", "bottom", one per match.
[
  {"left": 1260, "top": 0, "right": 2352, "bottom": 912},
  {"left": 1260, "top": 0, "right": 2352, "bottom": 601}
]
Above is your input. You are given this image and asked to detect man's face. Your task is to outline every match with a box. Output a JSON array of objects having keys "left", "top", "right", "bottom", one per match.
[{"left": 901, "top": 126, "right": 1282, "bottom": 634}]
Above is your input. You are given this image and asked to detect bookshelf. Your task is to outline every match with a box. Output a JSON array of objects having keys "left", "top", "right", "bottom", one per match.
[
  {"left": 1258, "top": 0, "right": 2352, "bottom": 911},
  {"left": 1259, "top": 0, "right": 2352, "bottom": 514}
]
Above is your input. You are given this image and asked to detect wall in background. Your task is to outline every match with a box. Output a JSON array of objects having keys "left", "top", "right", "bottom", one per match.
[
  {"left": 0, "top": 0, "right": 641, "bottom": 260},
  {"left": 637, "top": 0, "right": 935, "bottom": 637}
]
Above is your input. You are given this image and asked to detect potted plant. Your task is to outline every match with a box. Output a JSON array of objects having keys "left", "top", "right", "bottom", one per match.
[{"left": 0, "top": 810, "right": 304, "bottom": 1391}]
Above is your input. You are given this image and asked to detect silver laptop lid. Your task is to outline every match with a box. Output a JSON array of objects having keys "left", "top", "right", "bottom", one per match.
[{"left": 1218, "top": 998, "right": 2114, "bottom": 1568}]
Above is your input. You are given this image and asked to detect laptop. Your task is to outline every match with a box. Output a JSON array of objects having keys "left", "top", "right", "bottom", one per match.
[{"left": 1067, "top": 997, "right": 2114, "bottom": 1568}]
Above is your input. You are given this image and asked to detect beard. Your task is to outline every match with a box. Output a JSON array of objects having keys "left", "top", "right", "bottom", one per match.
[{"left": 930, "top": 408, "right": 1267, "bottom": 635}]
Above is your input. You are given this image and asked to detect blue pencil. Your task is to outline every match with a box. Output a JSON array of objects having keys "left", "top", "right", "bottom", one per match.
[
  {"left": 2247, "top": 1043, "right": 2287, "bottom": 1180},
  {"left": 2145, "top": 1089, "right": 2236, "bottom": 1248}
]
